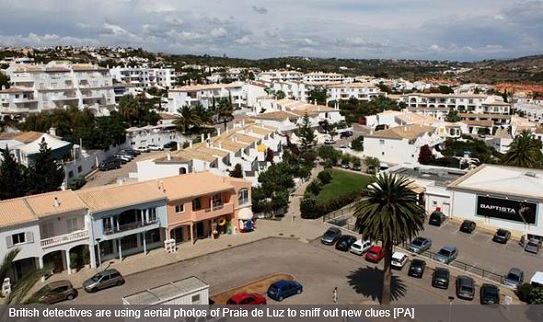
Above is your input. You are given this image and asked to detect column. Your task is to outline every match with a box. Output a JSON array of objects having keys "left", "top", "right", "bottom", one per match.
[
  {"left": 118, "top": 238, "right": 122, "bottom": 261},
  {"left": 65, "top": 250, "right": 72, "bottom": 275},
  {"left": 190, "top": 223, "right": 194, "bottom": 244},
  {"left": 38, "top": 257, "right": 45, "bottom": 282},
  {"left": 142, "top": 232, "right": 147, "bottom": 254},
  {"left": 89, "top": 244, "right": 97, "bottom": 269}
]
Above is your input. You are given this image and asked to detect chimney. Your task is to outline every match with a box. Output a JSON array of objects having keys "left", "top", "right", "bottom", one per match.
[
  {"left": 189, "top": 141, "right": 193, "bottom": 148},
  {"left": 53, "top": 197, "right": 60, "bottom": 208},
  {"left": 217, "top": 128, "right": 221, "bottom": 136},
  {"left": 177, "top": 141, "right": 181, "bottom": 150},
  {"left": 200, "top": 133, "right": 204, "bottom": 143},
  {"left": 49, "top": 127, "right": 57, "bottom": 137},
  {"left": 167, "top": 152, "right": 171, "bottom": 160}
]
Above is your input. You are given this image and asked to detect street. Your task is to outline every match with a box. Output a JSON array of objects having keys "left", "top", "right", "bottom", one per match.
[{"left": 67, "top": 238, "right": 477, "bottom": 306}]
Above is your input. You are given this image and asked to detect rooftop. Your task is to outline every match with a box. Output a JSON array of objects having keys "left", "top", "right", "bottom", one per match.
[
  {"left": 367, "top": 124, "right": 436, "bottom": 140},
  {"left": 390, "top": 166, "right": 467, "bottom": 187},
  {"left": 122, "top": 276, "right": 208, "bottom": 305}
]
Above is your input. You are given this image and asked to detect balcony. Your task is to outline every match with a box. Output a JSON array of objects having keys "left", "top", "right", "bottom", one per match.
[
  {"left": 193, "top": 202, "right": 234, "bottom": 221},
  {"left": 41, "top": 230, "right": 89, "bottom": 248},
  {"left": 102, "top": 220, "right": 159, "bottom": 239}
]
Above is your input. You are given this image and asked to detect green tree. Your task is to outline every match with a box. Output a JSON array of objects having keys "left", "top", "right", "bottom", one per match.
[
  {"left": 29, "top": 139, "right": 65, "bottom": 194},
  {"left": 307, "top": 87, "right": 328, "bottom": 105},
  {"left": 1, "top": 248, "right": 49, "bottom": 304},
  {"left": 118, "top": 95, "right": 141, "bottom": 126},
  {"left": 445, "top": 108, "right": 460, "bottom": 122},
  {"left": 0, "top": 73, "right": 9, "bottom": 90},
  {"left": 317, "top": 145, "right": 341, "bottom": 165},
  {"left": 229, "top": 163, "right": 244, "bottom": 178},
  {"left": 418, "top": 145, "right": 435, "bottom": 165},
  {"left": 275, "top": 90, "right": 286, "bottom": 100},
  {"left": 502, "top": 131, "right": 543, "bottom": 168},
  {"left": 529, "top": 286, "right": 543, "bottom": 304},
  {"left": 297, "top": 113, "right": 317, "bottom": 153},
  {"left": 353, "top": 173, "right": 425, "bottom": 305},
  {"left": 0, "top": 147, "right": 29, "bottom": 200},
  {"left": 217, "top": 97, "right": 234, "bottom": 130},
  {"left": 364, "top": 156, "right": 380, "bottom": 174},
  {"left": 173, "top": 105, "right": 204, "bottom": 134}
]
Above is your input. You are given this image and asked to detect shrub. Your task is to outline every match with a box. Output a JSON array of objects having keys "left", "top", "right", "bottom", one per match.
[
  {"left": 300, "top": 197, "right": 317, "bottom": 219},
  {"left": 306, "top": 180, "right": 322, "bottom": 196},
  {"left": 518, "top": 283, "right": 532, "bottom": 302},
  {"left": 318, "top": 170, "right": 333, "bottom": 185}
]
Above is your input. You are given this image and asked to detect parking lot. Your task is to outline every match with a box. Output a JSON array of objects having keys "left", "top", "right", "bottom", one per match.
[{"left": 66, "top": 238, "right": 473, "bottom": 306}]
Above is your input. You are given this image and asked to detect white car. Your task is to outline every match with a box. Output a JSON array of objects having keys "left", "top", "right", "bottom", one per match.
[
  {"left": 391, "top": 252, "right": 409, "bottom": 269},
  {"left": 350, "top": 239, "right": 373, "bottom": 255},
  {"left": 147, "top": 144, "right": 164, "bottom": 151},
  {"left": 324, "top": 138, "right": 336, "bottom": 145},
  {"left": 136, "top": 146, "right": 150, "bottom": 153}
]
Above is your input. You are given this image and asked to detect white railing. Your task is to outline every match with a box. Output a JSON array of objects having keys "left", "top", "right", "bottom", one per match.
[{"left": 40, "top": 230, "right": 89, "bottom": 248}]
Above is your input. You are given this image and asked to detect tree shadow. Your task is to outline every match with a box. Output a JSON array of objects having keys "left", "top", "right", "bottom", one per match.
[{"left": 346, "top": 265, "right": 407, "bottom": 304}]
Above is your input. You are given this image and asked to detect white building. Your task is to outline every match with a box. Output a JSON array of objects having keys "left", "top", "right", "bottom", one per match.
[
  {"left": 1, "top": 61, "right": 116, "bottom": 116},
  {"left": 109, "top": 66, "right": 176, "bottom": 89},
  {"left": 401, "top": 94, "right": 511, "bottom": 115},
  {"left": 256, "top": 70, "right": 304, "bottom": 82},
  {"left": 326, "top": 83, "right": 385, "bottom": 103},
  {"left": 448, "top": 164, "right": 543, "bottom": 239},
  {"left": 363, "top": 124, "right": 444, "bottom": 164},
  {"left": 166, "top": 82, "right": 246, "bottom": 113},
  {"left": 254, "top": 98, "right": 344, "bottom": 125}
]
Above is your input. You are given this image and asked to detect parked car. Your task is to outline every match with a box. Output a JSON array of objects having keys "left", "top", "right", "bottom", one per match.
[
  {"left": 456, "top": 275, "right": 475, "bottom": 300},
  {"left": 335, "top": 235, "right": 357, "bottom": 251},
  {"left": 493, "top": 228, "right": 511, "bottom": 244},
  {"left": 503, "top": 267, "right": 524, "bottom": 289},
  {"left": 227, "top": 292, "right": 267, "bottom": 305},
  {"left": 33, "top": 280, "right": 78, "bottom": 304},
  {"left": 365, "top": 245, "right": 384, "bottom": 263},
  {"left": 428, "top": 211, "right": 446, "bottom": 226},
  {"left": 408, "top": 259, "right": 426, "bottom": 278},
  {"left": 324, "top": 138, "right": 336, "bottom": 145},
  {"left": 121, "top": 148, "right": 141, "bottom": 156},
  {"left": 459, "top": 220, "right": 476, "bottom": 233},
  {"left": 83, "top": 269, "right": 125, "bottom": 293},
  {"left": 339, "top": 131, "right": 353, "bottom": 138},
  {"left": 432, "top": 267, "right": 450, "bottom": 289},
  {"left": 524, "top": 238, "right": 542, "bottom": 254},
  {"left": 114, "top": 154, "right": 131, "bottom": 163},
  {"left": 480, "top": 283, "right": 500, "bottom": 305},
  {"left": 267, "top": 280, "right": 303, "bottom": 301},
  {"left": 340, "top": 160, "right": 350, "bottom": 169},
  {"left": 67, "top": 176, "right": 86, "bottom": 190},
  {"left": 350, "top": 239, "right": 373, "bottom": 255},
  {"left": 407, "top": 237, "right": 432, "bottom": 254},
  {"left": 321, "top": 227, "right": 342, "bottom": 245},
  {"left": 147, "top": 144, "right": 164, "bottom": 151},
  {"left": 136, "top": 146, "right": 150, "bottom": 153},
  {"left": 391, "top": 252, "right": 408, "bottom": 269},
  {"left": 163, "top": 141, "right": 178, "bottom": 149},
  {"left": 99, "top": 159, "right": 121, "bottom": 171},
  {"left": 434, "top": 246, "right": 458, "bottom": 264},
  {"left": 352, "top": 164, "right": 362, "bottom": 171}
]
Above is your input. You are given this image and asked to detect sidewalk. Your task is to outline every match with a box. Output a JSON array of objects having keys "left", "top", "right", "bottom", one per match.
[{"left": 45, "top": 165, "right": 328, "bottom": 289}]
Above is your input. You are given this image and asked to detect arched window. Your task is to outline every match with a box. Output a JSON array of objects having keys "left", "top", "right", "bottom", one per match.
[{"left": 238, "top": 188, "right": 249, "bottom": 205}]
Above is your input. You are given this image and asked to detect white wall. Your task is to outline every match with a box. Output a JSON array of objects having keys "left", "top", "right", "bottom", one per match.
[
  {"left": 0, "top": 224, "right": 41, "bottom": 260},
  {"left": 364, "top": 138, "right": 418, "bottom": 164}
]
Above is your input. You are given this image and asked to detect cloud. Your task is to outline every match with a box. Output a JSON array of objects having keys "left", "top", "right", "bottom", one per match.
[
  {"left": 210, "top": 27, "right": 228, "bottom": 38},
  {"left": 252, "top": 6, "right": 268, "bottom": 14}
]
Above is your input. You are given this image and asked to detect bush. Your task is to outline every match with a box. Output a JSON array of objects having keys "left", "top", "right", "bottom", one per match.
[
  {"left": 318, "top": 170, "right": 333, "bottom": 185},
  {"left": 306, "top": 180, "right": 322, "bottom": 196},
  {"left": 518, "top": 283, "right": 532, "bottom": 302},
  {"left": 300, "top": 197, "right": 317, "bottom": 219}
]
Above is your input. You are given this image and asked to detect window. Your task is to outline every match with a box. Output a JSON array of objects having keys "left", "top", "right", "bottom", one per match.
[
  {"left": 41, "top": 222, "right": 55, "bottom": 238},
  {"left": 211, "top": 194, "right": 222, "bottom": 208},
  {"left": 238, "top": 189, "right": 249, "bottom": 205},
  {"left": 12, "top": 232, "right": 25, "bottom": 244},
  {"left": 148, "top": 208, "right": 157, "bottom": 222},
  {"left": 379, "top": 140, "right": 385, "bottom": 145},
  {"left": 67, "top": 218, "right": 78, "bottom": 232},
  {"left": 175, "top": 204, "right": 184, "bottom": 213},
  {"left": 192, "top": 198, "right": 202, "bottom": 211},
  {"left": 6, "top": 232, "right": 33, "bottom": 248},
  {"left": 191, "top": 294, "right": 200, "bottom": 303}
]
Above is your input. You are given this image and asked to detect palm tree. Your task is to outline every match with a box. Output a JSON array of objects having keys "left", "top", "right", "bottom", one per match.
[
  {"left": 217, "top": 97, "right": 233, "bottom": 130},
  {"left": 502, "top": 131, "right": 543, "bottom": 168},
  {"left": 118, "top": 95, "right": 141, "bottom": 126},
  {"left": 173, "top": 105, "right": 203, "bottom": 134},
  {"left": 353, "top": 173, "right": 425, "bottom": 305},
  {"left": 0, "top": 248, "right": 49, "bottom": 304}
]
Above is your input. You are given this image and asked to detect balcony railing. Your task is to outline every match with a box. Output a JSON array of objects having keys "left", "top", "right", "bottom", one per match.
[
  {"left": 41, "top": 230, "right": 89, "bottom": 248},
  {"left": 103, "top": 220, "right": 158, "bottom": 235}
]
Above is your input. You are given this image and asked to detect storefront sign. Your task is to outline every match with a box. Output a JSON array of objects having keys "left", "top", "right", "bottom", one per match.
[{"left": 476, "top": 195, "right": 537, "bottom": 224}]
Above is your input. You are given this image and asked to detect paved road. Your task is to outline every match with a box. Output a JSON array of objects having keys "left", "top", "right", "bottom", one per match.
[{"left": 67, "top": 238, "right": 477, "bottom": 306}]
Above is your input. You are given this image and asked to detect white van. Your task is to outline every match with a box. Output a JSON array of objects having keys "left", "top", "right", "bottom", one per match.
[{"left": 530, "top": 271, "right": 543, "bottom": 287}]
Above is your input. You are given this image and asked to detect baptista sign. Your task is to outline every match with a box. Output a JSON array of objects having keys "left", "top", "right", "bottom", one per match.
[{"left": 476, "top": 195, "right": 537, "bottom": 224}]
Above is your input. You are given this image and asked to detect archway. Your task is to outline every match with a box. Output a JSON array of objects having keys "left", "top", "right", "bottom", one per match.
[
  {"left": 69, "top": 245, "right": 90, "bottom": 271},
  {"left": 42, "top": 251, "right": 65, "bottom": 274}
]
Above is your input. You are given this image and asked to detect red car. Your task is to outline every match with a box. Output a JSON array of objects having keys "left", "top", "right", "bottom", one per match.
[
  {"left": 365, "top": 245, "right": 384, "bottom": 263},
  {"left": 227, "top": 292, "right": 267, "bottom": 305}
]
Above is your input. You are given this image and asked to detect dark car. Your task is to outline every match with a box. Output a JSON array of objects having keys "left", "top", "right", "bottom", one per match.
[
  {"left": 99, "top": 158, "right": 121, "bottom": 171},
  {"left": 480, "top": 284, "right": 500, "bottom": 305},
  {"left": 493, "top": 229, "right": 511, "bottom": 244},
  {"left": 456, "top": 275, "right": 475, "bottom": 300},
  {"left": 408, "top": 259, "right": 427, "bottom": 278},
  {"left": 428, "top": 211, "right": 446, "bottom": 226},
  {"left": 335, "top": 235, "right": 357, "bottom": 251},
  {"left": 407, "top": 237, "right": 432, "bottom": 254},
  {"left": 33, "top": 280, "right": 78, "bottom": 304},
  {"left": 459, "top": 220, "right": 476, "bottom": 233},
  {"left": 121, "top": 148, "right": 141, "bottom": 156},
  {"left": 267, "top": 280, "right": 303, "bottom": 301},
  {"left": 432, "top": 267, "right": 450, "bottom": 289},
  {"left": 503, "top": 267, "right": 524, "bottom": 289},
  {"left": 163, "top": 141, "right": 178, "bottom": 149},
  {"left": 321, "top": 227, "right": 342, "bottom": 245},
  {"left": 227, "top": 292, "right": 267, "bottom": 305},
  {"left": 339, "top": 131, "right": 353, "bottom": 138},
  {"left": 340, "top": 160, "right": 350, "bottom": 169}
]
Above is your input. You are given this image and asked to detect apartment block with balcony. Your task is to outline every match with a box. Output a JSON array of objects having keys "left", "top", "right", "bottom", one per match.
[
  {"left": 76, "top": 181, "right": 168, "bottom": 268},
  {"left": 326, "top": 83, "right": 386, "bottom": 103},
  {"left": 110, "top": 66, "right": 176, "bottom": 89},
  {"left": 167, "top": 82, "right": 246, "bottom": 113},
  {"left": 0, "top": 190, "right": 89, "bottom": 282},
  {"left": 162, "top": 172, "right": 252, "bottom": 245},
  {"left": 400, "top": 93, "right": 511, "bottom": 115}
]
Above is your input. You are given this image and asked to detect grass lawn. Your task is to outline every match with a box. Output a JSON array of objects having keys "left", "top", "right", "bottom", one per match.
[{"left": 315, "top": 169, "right": 372, "bottom": 207}]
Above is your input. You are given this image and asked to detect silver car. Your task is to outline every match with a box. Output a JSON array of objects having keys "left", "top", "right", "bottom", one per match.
[
  {"left": 503, "top": 268, "right": 524, "bottom": 289},
  {"left": 434, "top": 246, "right": 458, "bottom": 264},
  {"left": 524, "top": 239, "right": 541, "bottom": 254},
  {"left": 408, "top": 237, "right": 432, "bottom": 254},
  {"left": 83, "top": 269, "right": 125, "bottom": 292}
]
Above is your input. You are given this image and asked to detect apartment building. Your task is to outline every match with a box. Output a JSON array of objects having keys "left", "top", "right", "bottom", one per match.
[
  {"left": 109, "top": 66, "right": 176, "bottom": 89},
  {"left": 255, "top": 98, "right": 345, "bottom": 125},
  {"left": 256, "top": 70, "right": 304, "bottom": 82},
  {"left": 400, "top": 93, "right": 511, "bottom": 115},
  {"left": 1, "top": 61, "right": 116, "bottom": 116},
  {"left": 167, "top": 82, "right": 246, "bottom": 113},
  {"left": 326, "top": 82, "right": 385, "bottom": 103},
  {"left": 163, "top": 172, "right": 252, "bottom": 244},
  {"left": 134, "top": 123, "right": 283, "bottom": 185}
]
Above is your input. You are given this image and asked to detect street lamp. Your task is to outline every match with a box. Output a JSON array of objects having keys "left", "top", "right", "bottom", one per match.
[
  {"left": 448, "top": 296, "right": 455, "bottom": 322},
  {"left": 95, "top": 238, "right": 102, "bottom": 269}
]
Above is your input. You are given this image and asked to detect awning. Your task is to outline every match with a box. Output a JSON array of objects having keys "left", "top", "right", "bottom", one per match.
[
  {"left": 238, "top": 207, "right": 254, "bottom": 220},
  {"left": 407, "top": 181, "right": 425, "bottom": 194}
]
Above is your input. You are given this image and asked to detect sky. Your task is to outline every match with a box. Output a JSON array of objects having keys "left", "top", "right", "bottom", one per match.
[{"left": 0, "top": 0, "right": 542, "bottom": 62}]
